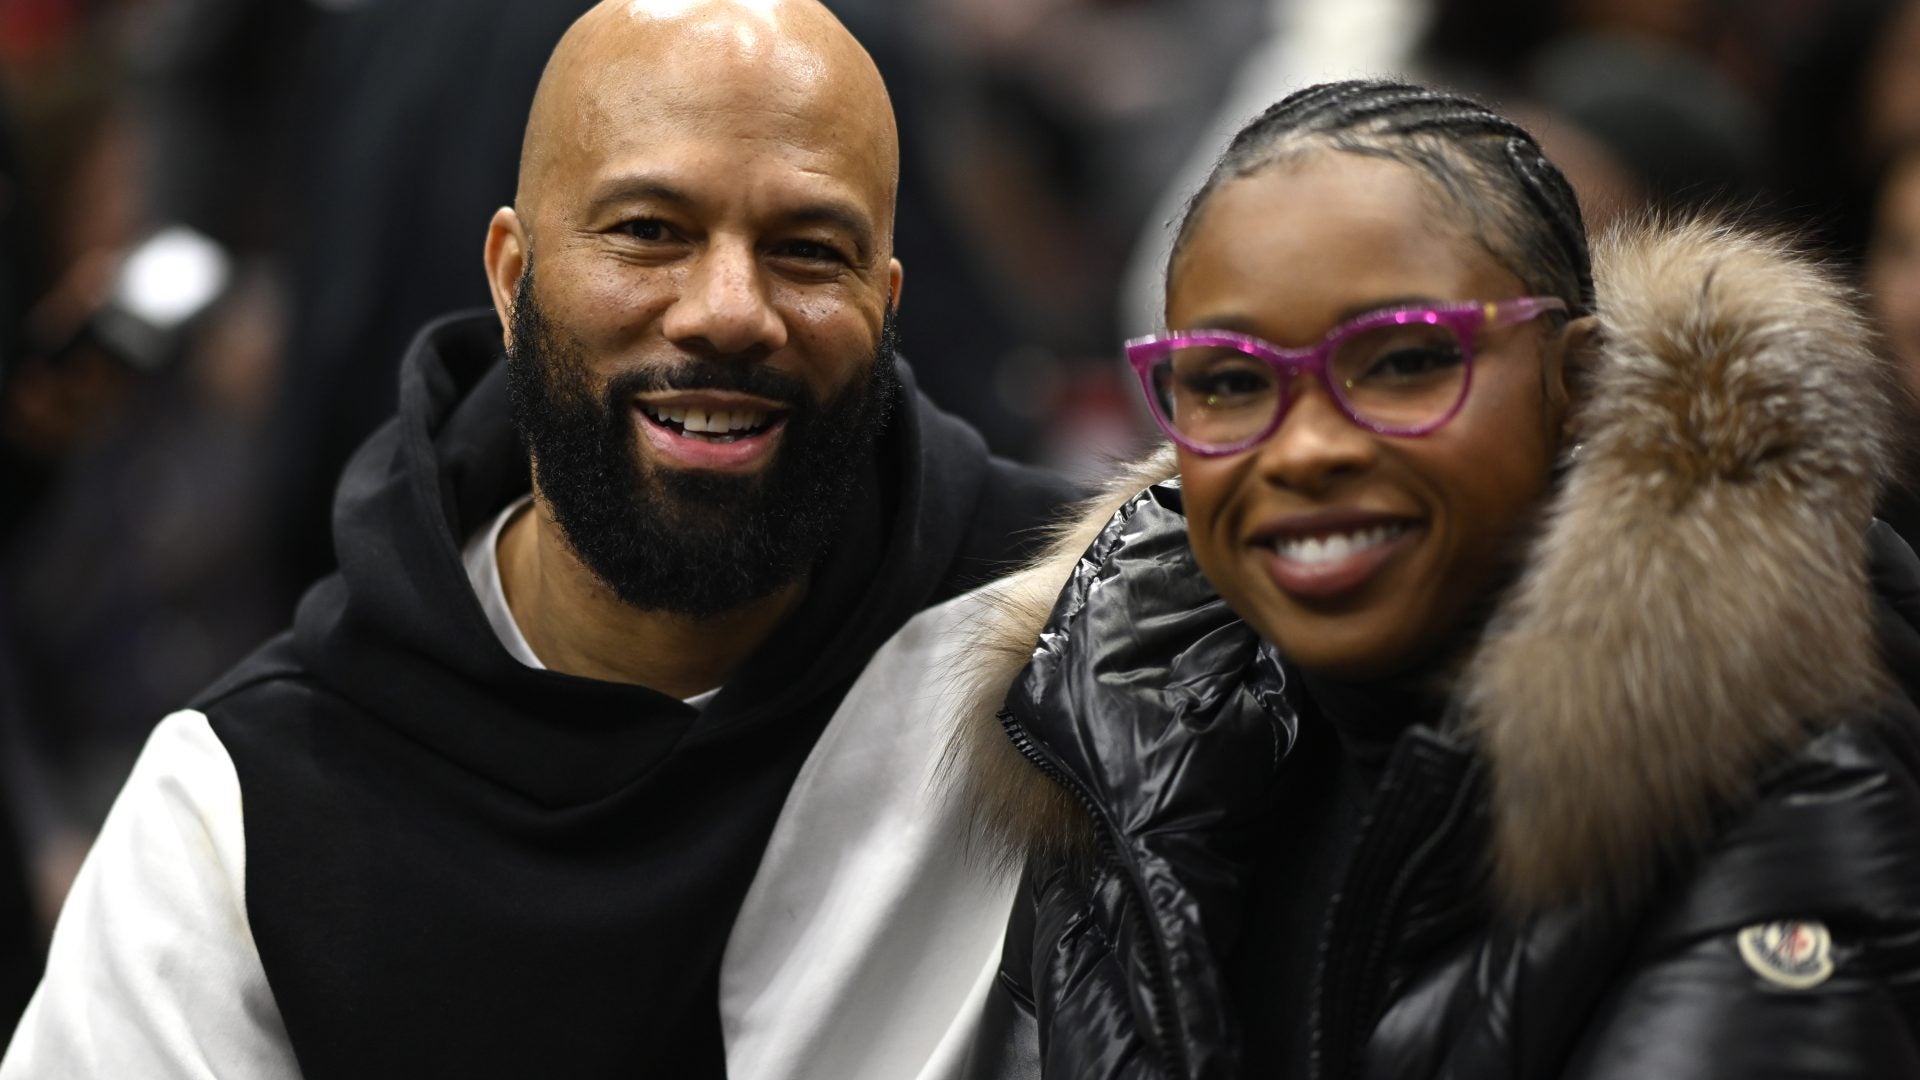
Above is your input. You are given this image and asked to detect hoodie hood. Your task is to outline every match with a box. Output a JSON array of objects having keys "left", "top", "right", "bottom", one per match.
[
  {"left": 291, "top": 310, "right": 1016, "bottom": 807},
  {"left": 192, "top": 311, "right": 1080, "bottom": 1077},
  {"left": 954, "top": 218, "right": 1906, "bottom": 914}
]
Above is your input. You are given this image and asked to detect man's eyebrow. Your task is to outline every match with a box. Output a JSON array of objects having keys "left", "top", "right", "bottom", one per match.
[
  {"left": 584, "top": 176, "right": 696, "bottom": 216},
  {"left": 582, "top": 174, "right": 878, "bottom": 262}
]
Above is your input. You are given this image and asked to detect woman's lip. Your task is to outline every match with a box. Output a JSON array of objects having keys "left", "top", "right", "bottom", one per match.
[{"left": 1257, "top": 523, "right": 1423, "bottom": 600}]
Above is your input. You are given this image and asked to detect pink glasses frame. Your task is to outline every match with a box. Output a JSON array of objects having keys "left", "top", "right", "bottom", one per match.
[{"left": 1124, "top": 295, "right": 1568, "bottom": 457}]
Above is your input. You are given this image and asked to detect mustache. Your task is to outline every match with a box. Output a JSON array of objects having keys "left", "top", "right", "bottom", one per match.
[{"left": 601, "top": 360, "right": 816, "bottom": 411}]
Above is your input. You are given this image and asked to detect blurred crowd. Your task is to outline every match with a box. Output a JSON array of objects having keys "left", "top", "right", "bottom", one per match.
[{"left": 1, "top": 0, "right": 1919, "bottom": 1043}]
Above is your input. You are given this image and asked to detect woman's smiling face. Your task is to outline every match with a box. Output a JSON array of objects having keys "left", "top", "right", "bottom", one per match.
[{"left": 1171, "top": 153, "right": 1572, "bottom": 679}]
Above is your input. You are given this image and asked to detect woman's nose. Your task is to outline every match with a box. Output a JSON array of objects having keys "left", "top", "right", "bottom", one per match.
[{"left": 1253, "top": 383, "right": 1377, "bottom": 492}]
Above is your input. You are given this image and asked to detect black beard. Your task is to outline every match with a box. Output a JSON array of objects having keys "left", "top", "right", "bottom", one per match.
[{"left": 504, "top": 269, "right": 900, "bottom": 618}]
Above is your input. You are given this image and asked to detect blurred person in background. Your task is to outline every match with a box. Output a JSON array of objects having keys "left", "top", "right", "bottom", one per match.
[
  {"left": 882, "top": 0, "right": 1263, "bottom": 469},
  {"left": 1117, "top": 0, "right": 1434, "bottom": 343},
  {"left": 0, "top": 0, "right": 302, "bottom": 965},
  {"left": 1772, "top": 0, "right": 1920, "bottom": 263},
  {"left": 1871, "top": 145, "right": 1920, "bottom": 394},
  {"left": 1120, "top": 0, "right": 1863, "bottom": 346},
  {"left": 1115, "top": 0, "right": 1659, "bottom": 341},
  {"left": 1867, "top": 141, "right": 1920, "bottom": 542},
  {"left": 0, "top": 15, "right": 157, "bottom": 1043},
  {"left": 1861, "top": 1, "right": 1920, "bottom": 174},
  {"left": 1522, "top": 11, "right": 1764, "bottom": 213}
]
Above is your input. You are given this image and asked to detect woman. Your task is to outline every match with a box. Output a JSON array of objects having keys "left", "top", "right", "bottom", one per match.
[{"left": 953, "top": 80, "right": 1920, "bottom": 1079}]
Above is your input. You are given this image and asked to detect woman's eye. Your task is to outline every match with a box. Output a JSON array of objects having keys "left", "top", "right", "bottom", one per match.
[
  {"left": 1362, "top": 346, "right": 1463, "bottom": 380},
  {"left": 1180, "top": 368, "right": 1269, "bottom": 403}
]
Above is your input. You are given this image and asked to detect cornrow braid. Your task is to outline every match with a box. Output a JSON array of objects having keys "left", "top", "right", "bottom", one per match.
[{"left": 1169, "top": 78, "right": 1595, "bottom": 318}]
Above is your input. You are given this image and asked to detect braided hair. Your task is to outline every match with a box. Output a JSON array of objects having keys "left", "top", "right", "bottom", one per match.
[{"left": 1169, "top": 79, "right": 1595, "bottom": 318}]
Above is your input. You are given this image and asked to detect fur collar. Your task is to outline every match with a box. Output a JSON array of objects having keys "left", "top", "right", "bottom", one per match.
[{"left": 946, "top": 217, "right": 1901, "bottom": 913}]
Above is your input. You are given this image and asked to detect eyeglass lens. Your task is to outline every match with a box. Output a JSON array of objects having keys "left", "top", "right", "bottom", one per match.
[{"left": 1149, "top": 320, "right": 1469, "bottom": 448}]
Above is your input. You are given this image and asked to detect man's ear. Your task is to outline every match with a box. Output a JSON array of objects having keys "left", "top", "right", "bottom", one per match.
[
  {"left": 484, "top": 207, "right": 528, "bottom": 344},
  {"left": 887, "top": 257, "right": 904, "bottom": 311}
]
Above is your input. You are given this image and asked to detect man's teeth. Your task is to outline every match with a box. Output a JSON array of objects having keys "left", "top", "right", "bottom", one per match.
[
  {"left": 1271, "top": 524, "right": 1409, "bottom": 566},
  {"left": 644, "top": 404, "right": 772, "bottom": 435}
]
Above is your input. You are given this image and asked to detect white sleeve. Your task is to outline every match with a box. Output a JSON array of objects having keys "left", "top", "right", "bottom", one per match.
[
  {"left": 721, "top": 586, "right": 1019, "bottom": 1080},
  {"left": 0, "top": 710, "right": 298, "bottom": 1079}
]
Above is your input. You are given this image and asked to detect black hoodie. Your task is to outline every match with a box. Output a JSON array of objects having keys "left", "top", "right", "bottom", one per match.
[{"left": 191, "top": 312, "right": 1076, "bottom": 1078}]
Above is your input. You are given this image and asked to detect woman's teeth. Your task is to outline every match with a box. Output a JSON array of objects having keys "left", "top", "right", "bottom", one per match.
[
  {"left": 643, "top": 404, "right": 774, "bottom": 441},
  {"left": 1271, "top": 523, "right": 1409, "bottom": 566}
]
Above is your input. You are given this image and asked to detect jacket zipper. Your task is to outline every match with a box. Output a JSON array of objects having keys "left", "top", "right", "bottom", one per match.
[
  {"left": 998, "top": 707, "right": 1195, "bottom": 1080},
  {"left": 1309, "top": 745, "right": 1480, "bottom": 1080}
]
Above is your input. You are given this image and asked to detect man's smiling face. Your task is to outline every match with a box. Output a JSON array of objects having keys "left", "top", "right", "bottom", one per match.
[{"left": 486, "top": 0, "right": 905, "bottom": 616}]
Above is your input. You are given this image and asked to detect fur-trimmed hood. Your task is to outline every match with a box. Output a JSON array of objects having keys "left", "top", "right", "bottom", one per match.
[{"left": 949, "top": 217, "right": 1904, "bottom": 914}]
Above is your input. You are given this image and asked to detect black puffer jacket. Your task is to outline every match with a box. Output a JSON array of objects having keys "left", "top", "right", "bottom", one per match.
[{"left": 953, "top": 221, "right": 1920, "bottom": 1079}]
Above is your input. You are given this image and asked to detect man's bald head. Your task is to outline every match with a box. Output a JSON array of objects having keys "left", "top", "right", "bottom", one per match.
[{"left": 516, "top": 0, "right": 899, "bottom": 239}]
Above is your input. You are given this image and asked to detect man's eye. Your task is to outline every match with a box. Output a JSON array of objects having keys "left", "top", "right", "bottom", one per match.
[
  {"left": 620, "top": 219, "right": 674, "bottom": 242},
  {"left": 776, "top": 239, "right": 848, "bottom": 264}
]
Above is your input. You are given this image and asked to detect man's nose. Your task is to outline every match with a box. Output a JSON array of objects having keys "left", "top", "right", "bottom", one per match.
[{"left": 661, "top": 240, "right": 788, "bottom": 359}]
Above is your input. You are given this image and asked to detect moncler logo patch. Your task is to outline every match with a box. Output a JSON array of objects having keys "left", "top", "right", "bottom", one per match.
[{"left": 1735, "top": 920, "right": 1835, "bottom": 990}]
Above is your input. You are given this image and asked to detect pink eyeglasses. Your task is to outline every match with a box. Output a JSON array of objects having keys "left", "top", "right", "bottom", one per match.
[{"left": 1125, "top": 296, "right": 1567, "bottom": 456}]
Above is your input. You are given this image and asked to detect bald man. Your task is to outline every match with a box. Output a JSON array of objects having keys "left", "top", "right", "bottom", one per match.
[{"left": 0, "top": 3, "right": 1077, "bottom": 1077}]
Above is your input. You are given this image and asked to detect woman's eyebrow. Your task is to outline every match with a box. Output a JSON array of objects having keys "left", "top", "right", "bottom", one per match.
[
  {"left": 1330, "top": 296, "right": 1442, "bottom": 323},
  {"left": 1181, "top": 297, "right": 1446, "bottom": 337},
  {"left": 1179, "top": 313, "right": 1258, "bottom": 335}
]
